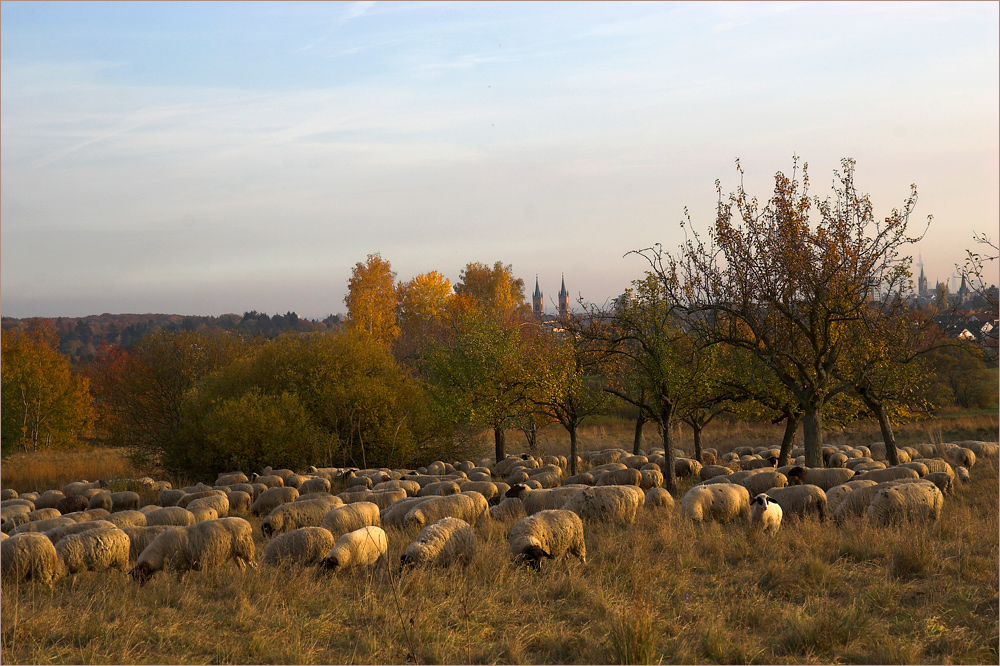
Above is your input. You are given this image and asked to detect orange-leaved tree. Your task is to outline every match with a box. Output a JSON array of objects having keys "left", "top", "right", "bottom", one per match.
[{"left": 345, "top": 253, "right": 399, "bottom": 346}]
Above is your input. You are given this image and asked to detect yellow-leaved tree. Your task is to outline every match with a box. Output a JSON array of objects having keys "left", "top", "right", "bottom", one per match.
[{"left": 345, "top": 253, "right": 399, "bottom": 346}]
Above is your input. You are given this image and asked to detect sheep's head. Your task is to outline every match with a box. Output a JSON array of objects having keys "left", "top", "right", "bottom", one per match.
[
  {"left": 767, "top": 456, "right": 778, "bottom": 467},
  {"left": 786, "top": 467, "right": 805, "bottom": 485},
  {"left": 129, "top": 563, "right": 155, "bottom": 586},
  {"left": 751, "top": 494, "right": 773, "bottom": 508},
  {"left": 517, "top": 545, "right": 549, "bottom": 571},
  {"left": 505, "top": 484, "right": 528, "bottom": 499},
  {"left": 261, "top": 521, "right": 275, "bottom": 539}
]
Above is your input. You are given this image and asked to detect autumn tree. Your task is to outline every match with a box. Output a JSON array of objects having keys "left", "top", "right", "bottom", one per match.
[
  {"left": 396, "top": 270, "right": 452, "bottom": 362},
  {"left": 453, "top": 261, "right": 529, "bottom": 317},
  {"left": 661, "top": 157, "right": 927, "bottom": 467},
  {"left": 345, "top": 253, "right": 399, "bottom": 346},
  {"left": 1, "top": 320, "right": 94, "bottom": 457}
]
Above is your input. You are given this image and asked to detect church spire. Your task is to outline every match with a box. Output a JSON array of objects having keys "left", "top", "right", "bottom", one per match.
[
  {"left": 558, "top": 273, "right": 570, "bottom": 317},
  {"left": 532, "top": 275, "right": 543, "bottom": 317}
]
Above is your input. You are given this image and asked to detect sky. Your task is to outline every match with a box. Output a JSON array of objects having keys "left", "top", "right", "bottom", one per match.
[{"left": 2, "top": 1, "right": 998, "bottom": 320}]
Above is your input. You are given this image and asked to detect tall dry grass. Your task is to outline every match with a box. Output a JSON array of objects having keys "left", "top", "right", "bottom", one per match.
[
  {"left": 2, "top": 441, "right": 997, "bottom": 664},
  {"left": 0, "top": 447, "right": 138, "bottom": 495}
]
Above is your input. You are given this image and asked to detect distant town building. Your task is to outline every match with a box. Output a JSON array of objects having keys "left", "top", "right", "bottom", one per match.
[
  {"left": 532, "top": 275, "right": 544, "bottom": 318},
  {"left": 558, "top": 274, "right": 570, "bottom": 318}
]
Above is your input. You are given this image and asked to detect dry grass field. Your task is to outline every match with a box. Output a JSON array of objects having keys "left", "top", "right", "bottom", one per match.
[{"left": 1, "top": 414, "right": 997, "bottom": 664}]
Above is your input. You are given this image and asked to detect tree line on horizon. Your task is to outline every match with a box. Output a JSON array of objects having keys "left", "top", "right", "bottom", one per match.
[{"left": 2, "top": 158, "right": 997, "bottom": 485}]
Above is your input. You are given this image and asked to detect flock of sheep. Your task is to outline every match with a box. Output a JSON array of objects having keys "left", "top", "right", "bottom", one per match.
[{"left": 1, "top": 437, "right": 995, "bottom": 586}]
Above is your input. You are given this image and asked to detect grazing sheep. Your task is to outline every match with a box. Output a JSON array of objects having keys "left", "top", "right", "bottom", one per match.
[
  {"left": 216, "top": 472, "right": 250, "bottom": 487},
  {"left": 225, "top": 491, "right": 253, "bottom": 514},
  {"left": 595, "top": 468, "right": 642, "bottom": 487},
  {"left": 1, "top": 532, "right": 64, "bottom": 584},
  {"left": 524, "top": 471, "right": 561, "bottom": 489},
  {"left": 681, "top": 484, "right": 751, "bottom": 524},
  {"left": 898, "top": 462, "right": 930, "bottom": 477},
  {"left": 922, "top": 472, "right": 956, "bottom": 495},
  {"left": 488, "top": 496, "right": 526, "bottom": 523},
  {"left": 158, "top": 488, "right": 187, "bottom": 507},
  {"left": 296, "top": 477, "right": 332, "bottom": 495},
  {"left": 62, "top": 481, "right": 103, "bottom": 497},
  {"left": 643, "top": 488, "right": 675, "bottom": 511},
  {"left": 588, "top": 462, "right": 628, "bottom": 476},
  {"left": 509, "top": 509, "right": 587, "bottom": 570},
  {"left": 31, "top": 491, "right": 66, "bottom": 510},
  {"left": 262, "top": 526, "right": 336, "bottom": 566},
  {"left": 786, "top": 467, "right": 855, "bottom": 491},
  {"left": 252, "top": 474, "right": 285, "bottom": 489},
  {"left": 959, "top": 441, "right": 998, "bottom": 458},
  {"left": 121, "top": 525, "right": 176, "bottom": 561},
  {"left": 12, "top": 516, "right": 77, "bottom": 534},
  {"left": 6, "top": 507, "right": 62, "bottom": 530},
  {"left": 750, "top": 494, "right": 782, "bottom": 535},
  {"left": 638, "top": 469, "right": 664, "bottom": 490},
  {"left": 318, "top": 526, "right": 388, "bottom": 572},
  {"left": 1, "top": 504, "right": 33, "bottom": 525},
  {"left": 561, "top": 486, "right": 642, "bottom": 525},
  {"left": 416, "top": 480, "right": 463, "bottom": 497},
  {"left": 765, "top": 484, "right": 827, "bottom": 521},
  {"left": 833, "top": 483, "right": 894, "bottom": 524},
  {"left": 380, "top": 497, "right": 432, "bottom": 529},
  {"left": 826, "top": 480, "right": 879, "bottom": 513},
  {"left": 42, "top": 519, "right": 117, "bottom": 545},
  {"left": 144, "top": 507, "right": 197, "bottom": 527},
  {"left": 946, "top": 447, "right": 976, "bottom": 470},
  {"left": 827, "top": 452, "right": 848, "bottom": 468},
  {"left": 56, "top": 495, "right": 90, "bottom": 515},
  {"left": 250, "top": 487, "right": 299, "bottom": 516},
  {"left": 913, "top": 459, "right": 955, "bottom": 480},
  {"left": 263, "top": 498, "right": 340, "bottom": 538},
  {"left": 856, "top": 467, "right": 920, "bottom": 484},
  {"left": 188, "top": 494, "right": 230, "bottom": 519},
  {"left": 401, "top": 517, "right": 476, "bottom": 568},
  {"left": 1, "top": 489, "right": 17, "bottom": 501},
  {"left": 865, "top": 482, "right": 944, "bottom": 526},
  {"left": 457, "top": 481, "right": 499, "bottom": 502},
  {"left": 320, "top": 502, "right": 381, "bottom": 540},
  {"left": 699, "top": 465, "right": 734, "bottom": 482},
  {"left": 138, "top": 504, "right": 162, "bottom": 514},
  {"left": 176, "top": 490, "right": 226, "bottom": 509},
  {"left": 130, "top": 517, "right": 255, "bottom": 584},
  {"left": 563, "top": 473, "right": 595, "bottom": 486},
  {"left": 508, "top": 486, "right": 587, "bottom": 516},
  {"left": 189, "top": 506, "right": 218, "bottom": 523},
  {"left": 108, "top": 491, "right": 141, "bottom": 512},
  {"left": 740, "top": 457, "right": 778, "bottom": 471},
  {"left": 674, "top": 459, "right": 703, "bottom": 479},
  {"left": 104, "top": 510, "right": 147, "bottom": 529},
  {"left": 738, "top": 471, "right": 788, "bottom": 497},
  {"left": 55, "top": 526, "right": 130, "bottom": 574},
  {"left": 955, "top": 466, "right": 971, "bottom": 484},
  {"left": 403, "top": 492, "right": 488, "bottom": 529}
]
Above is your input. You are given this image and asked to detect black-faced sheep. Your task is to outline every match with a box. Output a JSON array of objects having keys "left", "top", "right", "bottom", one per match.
[
  {"left": 509, "top": 509, "right": 586, "bottom": 570},
  {"left": 55, "top": 526, "right": 130, "bottom": 574},
  {"left": 750, "top": 493, "right": 782, "bottom": 535},
  {"left": 865, "top": 482, "right": 944, "bottom": 526},
  {"left": 318, "top": 526, "right": 388, "bottom": 572},
  {"left": 681, "top": 484, "right": 751, "bottom": 524},
  {"left": 401, "top": 517, "right": 475, "bottom": 568},
  {"left": 130, "top": 517, "right": 255, "bottom": 584},
  {"left": 765, "top": 484, "right": 827, "bottom": 521},
  {"left": 262, "top": 526, "right": 336, "bottom": 566},
  {"left": 1, "top": 531, "right": 64, "bottom": 584}
]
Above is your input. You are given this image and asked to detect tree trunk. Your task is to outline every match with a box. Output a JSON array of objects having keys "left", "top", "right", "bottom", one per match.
[
  {"left": 777, "top": 410, "right": 800, "bottom": 467},
  {"left": 692, "top": 422, "right": 703, "bottom": 464},
  {"left": 632, "top": 411, "right": 646, "bottom": 455},
  {"left": 660, "top": 404, "right": 677, "bottom": 494},
  {"left": 522, "top": 422, "right": 538, "bottom": 455},
  {"left": 494, "top": 426, "right": 506, "bottom": 463},
  {"left": 862, "top": 395, "right": 900, "bottom": 466},
  {"left": 802, "top": 402, "right": 824, "bottom": 467},
  {"left": 569, "top": 422, "right": 578, "bottom": 477}
]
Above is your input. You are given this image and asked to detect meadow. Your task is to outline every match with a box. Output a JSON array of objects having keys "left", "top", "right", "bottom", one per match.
[{"left": 1, "top": 414, "right": 997, "bottom": 665}]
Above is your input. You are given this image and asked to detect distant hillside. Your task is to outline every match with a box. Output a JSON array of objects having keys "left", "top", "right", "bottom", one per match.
[{"left": 1, "top": 311, "right": 342, "bottom": 364}]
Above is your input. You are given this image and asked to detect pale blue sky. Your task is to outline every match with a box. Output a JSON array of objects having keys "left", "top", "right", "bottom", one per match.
[{"left": 2, "top": 1, "right": 998, "bottom": 318}]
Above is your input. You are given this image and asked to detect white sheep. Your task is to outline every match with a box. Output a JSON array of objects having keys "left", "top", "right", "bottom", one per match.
[
  {"left": 595, "top": 468, "right": 642, "bottom": 487},
  {"left": 318, "top": 526, "right": 388, "bottom": 572},
  {"left": 738, "top": 471, "right": 788, "bottom": 497},
  {"left": 320, "top": 502, "right": 381, "bottom": 540},
  {"left": 381, "top": 497, "right": 433, "bottom": 529},
  {"left": 55, "top": 526, "right": 130, "bottom": 574},
  {"left": 250, "top": 486, "right": 299, "bottom": 516},
  {"left": 401, "top": 517, "right": 476, "bottom": 568},
  {"left": 643, "top": 488, "right": 675, "bottom": 512},
  {"left": 786, "top": 467, "right": 855, "bottom": 491},
  {"left": 765, "top": 484, "right": 828, "bottom": 521},
  {"left": 508, "top": 485, "right": 587, "bottom": 516},
  {"left": 856, "top": 467, "right": 920, "bottom": 484},
  {"left": 262, "top": 526, "right": 336, "bottom": 566},
  {"left": 912, "top": 458, "right": 956, "bottom": 480},
  {"left": 509, "top": 509, "right": 587, "bottom": 570},
  {"left": 103, "top": 510, "right": 148, "bottom": 529},
  {"left": 144, "top": 506, "right": 197, "bottom": 527},
  {"left": 373, "top": 479, "right": 422, "bottom": 497},
  {"left": 749, "top": 494, "right": 782, "bottom": 535},
  {"left": 680, "top": 484, "right": 751, "bottom": 524},
  {"left": 865, "top": 482, "right": 944, "bottom": 526},
  {"left": 560, "top": 486, "right": 642, "bottom": 525},
  {"left": 488, "top": 496, "right": 526, "bottom": 523},
  {"left": 42, "top": 519, "right": 117, "bottom": 544},
  {"left": 955, "top": 466, "right": 971, "bottom": 484},
  {"left": 1, "top": 531, "right": 64, "bottom": 584},
  {"left": 699, "top": 465, "right": 734, "bottom": 482},
  {"left": 110, "top": 491, "right": 141, "bottom": 512},
  {"left": 825, "top": 480, "right": 879, "bottom": 514},
  {"left": 402, "top": 492, "right": 488, "bottom": 529},
  {"left": 121, "top": 525, "right": 177, "bottom": 561},
  {"left": 263, "top": 498, "right": 340, "bottom": 537},
  {"left": 188, "top": 494, "right": 230, "bottom": 519},
  {"left": 457, "top": 480, "right": 500, "bottom": 502},
  {"left": 130, "top": 517, "right": 255, "bottom": 584},
  {"left": 216, "top": 472, "right": 250, "bottom": 487}
]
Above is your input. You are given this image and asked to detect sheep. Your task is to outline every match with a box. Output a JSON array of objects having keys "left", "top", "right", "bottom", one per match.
[
  {"left": 188, "top": 494, "right": 230, "bottom": 519},
  {"left": 262, "top": 526, "right": 336, "bottom": 566},
  {"left": 825, "top": 480, "right": 879, "bottom": 513},
  {"left": 252, "top": 474, "right": 285, "bottom": 489},
  {"left": 62, "top": 481, "right": 103, "bottom": 497},
  {"left": 138, "top": 504, "right": 162, "bottom": 514},
  {"left": 401, "top": 517, "right": 476, "bottom": 568},
  {"left": 898, "top": 462, "right": 930, "bottom": 477},
  {"left": 31, "top": 491, "right": 66, "bottom": 510},
  {"left": 55, "top": 526, "right": 130, "bottom": 575},
  {"left": 56, "top": 495, "right": 90, "bottom": 515},
  {"left": 640, "top": 488, "right": 672, "bottom": 512},
  {"left": 865, "top": 482, "right": 944, "bottom": 526},
  {"left": 250, "top": 487, "right": 299, "bottom": 516},
  {"left": 740, "top": 457, "right": 778, "bottom": 471},
  {"left": 959, "top": 441, "right": 999, "bottom": 458},
  {"left": 508, "top": 485, "right": 587, "bottom": 516},
  {"left": 296, "top": 477, "right": 332, "bottom": 496},
  {"left": 130, "top": 517, "right": 255, "bottom": 584},
  {"left": 216, "top": 472, "right": 250, "bottom": 487},
  {"left": 1, "top": 532, "right": 64, "bottom": 584},
  {"left": 786, "top": 467, "right": 855, "bottom": 491},
  {"left": 0, "top": 489, "right": 17, "bottom": 501},
  {"left": 107, "top": 491, "right": 141, "bottom": 512},
  {"left": 509, "top": 509, "right": 586, "bottom": 570},
  {"left": 674, "top": 459, "right": 703, "bottom": 479},
  {"left": 416, "top": 480, "right": 462, "bottom": 497},
  {"left": 225, "top": 491, "right": 253, "bottom": 514},
  {"left": 488, "top": 496, "right": 526, "bottom": 523},
  {"left": 827, "top": 452, "right": 848, "bottom": 468},
  {"left": 5, "top": 507, "right": 62, "bottom": 530},
  {"left": 946, "top": 447, "right": 976, "bottom": 470},
  {"left": 681, "top": 484, "right": 751, "bottom": 524},
  {"left": 158, "top": 488, "right": 187, "bottom": 507},
  {"left": 524, "top": 471, "right": 561, "bottom": 489},
  {"left": 699, "top": 465, "right": 734, "bottom": 482},
  {"left": 921, "top": 472, "right": 956, "bottom": 495},
  {"left": 738, "top": 471, "right": 788, "bottom": 498},
  {"left": 190, "top": 506, "right": 219, "bottom": 523},
  {"left": 588, "top": 462, "right": 628, "bottom": 476},
  {"left": 561, "top": 486, "right": 642, "bottom": 525},
  {"left": 263, "top": 498, "right": 342, "bottom": 538},
  {"left": 750, "top": 494, "right": 783, "bottom": 535},
  {"left": 12, "top": 516, "right": 77, "bottom": 534},
  {"left": 595, "top": 468, "right": 642, "bottom": 487},
  {"left": 144, "top": 507, "right": 197, "bottom": 527},
  {"left": 104, "top": 510, "right": 147, "bottom": 529},
  {"left": 176, "top": 490, "right": 226, "bottom": 509},
  {"left": 856, "top": 467, "right": 920, "bottom": 484},
  {"left": 402, "top": 492, "right": 488, "bottom": 529},
  {"left": 228, "top": 483, "right": 257, "bottom": 499},
  {"left": 912, "top": 458, "right": 955, "bottom": 480},
  {"left": 318, "top": 526, "right": 388, "bottom": 572},
  {"left": 1, "top": 504, "right": 33, "bottom": 527},
  {"left": 955, "top": 466, "right": 971, "bottom": 484},
  {"left": 42, "top": 519, "right": 117, "bottom": 545},
  {"left": 380, "top": 497, "right": 433, "bottom": 529},
  {"left": 833, "top": 483, "right": 894, "bottom": 524},
  {"left": 765, "top": 484, "right": 827, "bottom": 521},
  {"left": 84, "top": 492, "right": 112, "bottom": 511},
  {"left": 456, "top": 481, "right": 499, "bottom": 502},
  {"left": 320, "top": 502, "right": 381, "bottom": 540},
  {"left": 121, "top": 525, "right": 176, "bottom": 562},
  {"left": 638, "top": 469, "right": 664, "bottom": 490}
]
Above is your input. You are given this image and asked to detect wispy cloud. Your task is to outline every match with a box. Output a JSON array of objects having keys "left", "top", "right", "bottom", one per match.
[{"left": 297, "top": 0, "right": 376, "bottom": 52}]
